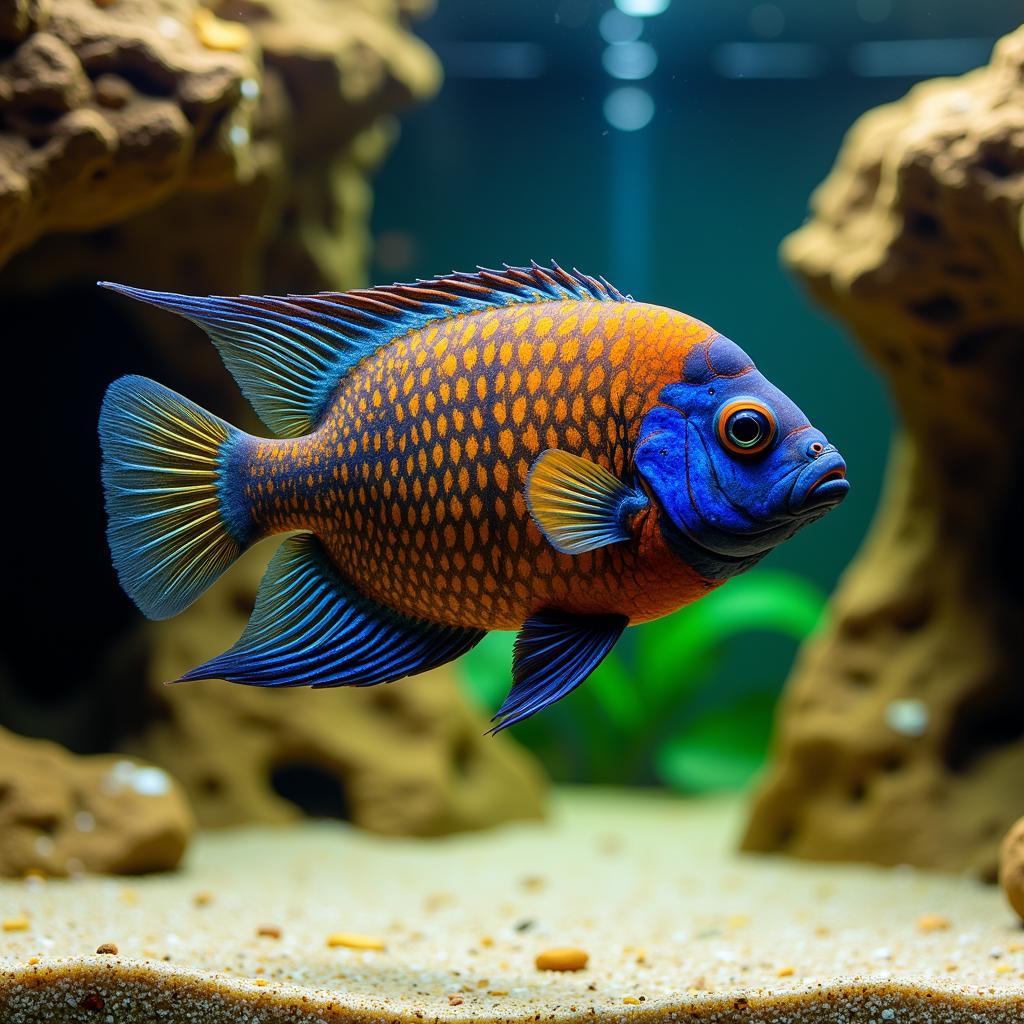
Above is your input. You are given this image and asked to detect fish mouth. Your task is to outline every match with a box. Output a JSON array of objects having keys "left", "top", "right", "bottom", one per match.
[
  {"left": 790, "top": 452, "right": 850, "bottom": 514},
  {"left": 672, "top": 421, "right": 809, "bottom": 560}
]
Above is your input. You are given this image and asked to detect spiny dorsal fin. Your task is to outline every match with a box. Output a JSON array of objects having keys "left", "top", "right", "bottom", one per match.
[{"left": 100, "top": 262, "right": 631, "bottom": 438}]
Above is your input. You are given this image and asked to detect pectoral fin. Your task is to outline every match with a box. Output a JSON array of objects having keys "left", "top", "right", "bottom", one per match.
[
  {"left": 490, "top": 610, "right": 628, "bottom": 732},
  {"left": 526, "top": 449, "right": 649, "bottom": 554}
]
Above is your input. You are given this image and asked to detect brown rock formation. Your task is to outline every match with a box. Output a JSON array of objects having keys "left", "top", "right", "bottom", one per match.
[
  {"left": 743, "top": 26, "right": 1024, "bottom": 877},
  {"left": 0, "top": 0, "right": 439, "bottom": 277},
  {"left": 1000, "top": 817, "right": 1024, "bottom": 922},
  {"left": 1, "top": 2, "right": 548, "bottom": 840},
  {"left": 0, "top": 727, "right": 193, "bottom": 877}
]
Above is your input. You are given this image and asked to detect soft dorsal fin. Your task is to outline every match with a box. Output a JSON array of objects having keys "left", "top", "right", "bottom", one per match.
[{"left": 100, "top": 262, "right": 631, "bottom": 438}]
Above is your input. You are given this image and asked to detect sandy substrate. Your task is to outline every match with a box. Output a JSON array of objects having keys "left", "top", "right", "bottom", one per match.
[{"left": 2, "top": 790, "right": 1023, "bottom": 1023}]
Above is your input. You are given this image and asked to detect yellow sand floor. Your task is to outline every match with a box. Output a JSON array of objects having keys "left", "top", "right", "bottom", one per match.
[{"left": 2, "top": 789, "right": 1023, "bottom": 1022}]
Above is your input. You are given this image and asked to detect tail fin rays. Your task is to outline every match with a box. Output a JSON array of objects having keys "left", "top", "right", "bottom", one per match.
[{"left": 99, "top": 375, "right": 253, "bottom": 620}]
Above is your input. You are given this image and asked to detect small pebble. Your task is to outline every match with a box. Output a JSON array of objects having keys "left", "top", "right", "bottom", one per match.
[
  {"left": 999, "top": 816, "right": 1024, "bottom": 922},
  {"left": 777, "top": 966, "right": 795, "bottom": 977},
  {"left": 193, "top": 891, "right": 214, "bottom": 908},
  {"left": 3, "top": 917, "right": 29, "bottom": 932},
  {"left": 448, "top": 995, "right": 464, "bottom": 1005},
  {"left": 326, "top": 932, "right": 386, "bottom": 951},
  {"left": 535, "top": 947, "right": 589, "bottom": 971},
  {"left": 885, "top": 699, "right": 929, "bottom": 737},
  {"left": 917, "top": 913, "right": 951, "bottom": 933},
  {"left": 94, "top": 74, "right": 132, "bottom": 109},
  {"left": 95, "top": 943, "right": 118, "bottom": 955},
  {"left": 193, "top": 8, "right": 252, "bottom": 51},
  {"left": 256, "top": 925, "right": 282, "bottom": 939}
]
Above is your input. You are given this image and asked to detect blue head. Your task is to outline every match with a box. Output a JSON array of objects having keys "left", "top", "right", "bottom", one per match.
[{"left": 633, "top": 334, "right": 849, "bottom": 578}]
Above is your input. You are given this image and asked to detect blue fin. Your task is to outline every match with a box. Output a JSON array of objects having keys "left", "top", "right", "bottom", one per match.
[
  {"left": 179, "top": 534, "right": 485, "bottom": 688},
  {"left": 490, "top": 611, "right": 628, "bottom": 732},
  {"left": 99, "top": 263, "right": 631, "bottom": 438},
  {"left": 526, "top": 449, "right": 649, "bottom": 554},
  {"left": 99, "top": 375, "right": 255, "bottom": 620}
]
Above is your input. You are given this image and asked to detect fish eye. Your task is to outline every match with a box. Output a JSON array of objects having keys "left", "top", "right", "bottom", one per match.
[{"left": 716, "top": 399, "right": 776, "bottom": 456}]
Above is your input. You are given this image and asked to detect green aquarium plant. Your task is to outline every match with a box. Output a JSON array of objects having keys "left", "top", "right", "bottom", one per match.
[{"left": 459, "top": 569, "right": 827, "bottom": 790}]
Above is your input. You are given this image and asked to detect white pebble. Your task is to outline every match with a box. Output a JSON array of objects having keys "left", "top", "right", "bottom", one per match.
[
  {"left": 35, "top": 835, "right": 54, "bottom": 856},
  {"left": 229, "top": 124, "right": 250, "bottom": 148},
  {"left": 157, "top": 16, "right": 181, "bottom": 39},
  {"left": 240, "top": 78, "right": 260, "bottom": 100},
  {"left": 74, "top": 811, "right": 95, "bottom": 832},
  {"left": 131, "top": 767, "right": 171, "bottom": 797},
  {"left": 884, "top": 699, "right": 928, "bottom": 737}
]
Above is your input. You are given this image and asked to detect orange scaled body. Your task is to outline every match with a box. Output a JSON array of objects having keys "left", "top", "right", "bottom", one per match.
[{"left": 242, "top": 299, "right": 719, "bottom": 630}]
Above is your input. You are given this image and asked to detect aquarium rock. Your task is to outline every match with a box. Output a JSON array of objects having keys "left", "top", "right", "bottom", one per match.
[
  {"left": 1000, "top": 817, "right": 1024, "bottom": 923},
  {"left": 0, "top": 0, "right": 439, "bottom": 274},
  {"left": 744, "top": 24, "right": 1024, "bottom": 877},
  {"left": 0, "top": 1, "right": 538, "bottom": 842},
  {"left": 0, "top": 727, "right": 193, "bottom": 877}
]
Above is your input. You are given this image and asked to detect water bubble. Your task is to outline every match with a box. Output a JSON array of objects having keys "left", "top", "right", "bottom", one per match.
[
  {"left": 614, "top": 0, "right": 670, "bottom": 17},
  {"left": 603, "top": 86, "right": 655, "bottom": 131},
  {"left": 602, "top": 41, "right": 658, "bottom": 80}
]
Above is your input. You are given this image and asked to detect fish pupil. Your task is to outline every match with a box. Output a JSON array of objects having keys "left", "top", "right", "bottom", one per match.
[{"left": 728, "top": 411, "right": 764, "bottom": 447}]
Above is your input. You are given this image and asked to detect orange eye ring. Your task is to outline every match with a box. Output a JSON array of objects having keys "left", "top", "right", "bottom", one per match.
[{"left": 716, "top": 399, "right": 777, "bottom": 456}]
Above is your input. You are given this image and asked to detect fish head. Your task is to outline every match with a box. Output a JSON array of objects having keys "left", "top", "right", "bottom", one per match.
[{"left": 632, "top": 333, "right": 849, "bottom": 572}]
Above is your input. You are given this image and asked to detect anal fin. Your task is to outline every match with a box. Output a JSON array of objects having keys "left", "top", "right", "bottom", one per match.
[
  {"left": 490, "top": 610, "right": 628, "bottom": 732},
  {"left": 179, "top": 535, "right": 485, "bottom": 688}
]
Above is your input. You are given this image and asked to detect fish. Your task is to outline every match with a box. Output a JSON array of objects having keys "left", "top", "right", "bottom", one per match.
[{"left": 98, "top": 262, "right": 849, "bottom": 731}]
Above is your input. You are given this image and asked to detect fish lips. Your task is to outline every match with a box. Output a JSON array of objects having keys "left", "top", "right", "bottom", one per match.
[{"left": 788, "top": 451, "right": 850, "bottom": 515}]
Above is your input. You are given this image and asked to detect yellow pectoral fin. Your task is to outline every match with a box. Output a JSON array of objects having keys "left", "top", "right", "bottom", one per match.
[{"left": 525, "top": 448, "right": 649, "bottom": 555}]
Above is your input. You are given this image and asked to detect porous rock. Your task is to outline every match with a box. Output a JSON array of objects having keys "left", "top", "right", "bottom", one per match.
[
  {"left": 1000, "top": 817, "right": 1024, "bottom": 922},
  {"left": 123, "top": 552, "right": 547, "bottom": 836},
  {"left": 743, "top": 26, "right": 1024, "bottom": 877},
  {"left": 0, "top": 727, "right": 193, "bottom": 877},
  {"left": 0, "top": 4, "right": 544, "bottom": 844},
  {"left": 0, "top": 0, "right": 263, "bottom": 267}
]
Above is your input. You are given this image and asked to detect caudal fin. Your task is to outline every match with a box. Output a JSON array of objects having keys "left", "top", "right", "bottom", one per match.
[{"left": 99, "top": 375, "right": 255, "bottom": 620}]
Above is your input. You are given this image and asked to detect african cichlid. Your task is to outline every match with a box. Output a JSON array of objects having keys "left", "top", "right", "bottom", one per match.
[{"left": 98, "top": 263, "right": 849, "bottom": 730}]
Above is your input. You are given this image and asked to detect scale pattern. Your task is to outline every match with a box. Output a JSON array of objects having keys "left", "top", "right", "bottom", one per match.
[{"left": 241, "top": 298, "right": 718, "bottom": 631}]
